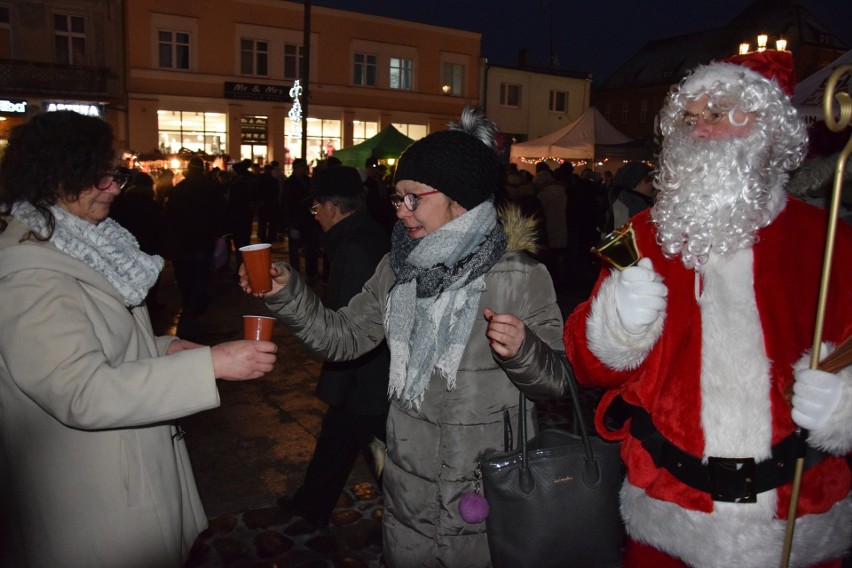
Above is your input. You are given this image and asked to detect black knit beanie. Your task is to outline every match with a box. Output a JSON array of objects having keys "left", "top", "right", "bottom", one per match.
[{"left": 393, "top": 129, "right": 500, "bottom": 210}]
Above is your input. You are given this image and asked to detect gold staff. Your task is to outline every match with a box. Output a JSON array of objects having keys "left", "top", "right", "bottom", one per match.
[{"left": 780, "top": 63, "right": 852, "bottom": 568}]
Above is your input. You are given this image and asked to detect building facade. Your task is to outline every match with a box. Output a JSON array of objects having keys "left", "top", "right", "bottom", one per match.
[
  {"left": 592, "top": 0, "right": 848, "bottom": 142},
  {"left": 484, "top": 63, "right": 591, "bottom": 146},
  {"left": 0, "top": 0, "right": 125, "bottom": 148},
  {"left": 126, "top": 0, "right": 483, "bottom": 169}
]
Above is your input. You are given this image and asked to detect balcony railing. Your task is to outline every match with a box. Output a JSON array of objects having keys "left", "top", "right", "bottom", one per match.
[{"left": 0, "top": 59, "right": 112, "bottom": 98}]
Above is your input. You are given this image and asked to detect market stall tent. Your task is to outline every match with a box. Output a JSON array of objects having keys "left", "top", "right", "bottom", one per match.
[
  {"left": 509, "top": 107, "right": 651, "bottom": 165},
  {"left": 331, "top": 124, "right": 415, "bottom": 167}
]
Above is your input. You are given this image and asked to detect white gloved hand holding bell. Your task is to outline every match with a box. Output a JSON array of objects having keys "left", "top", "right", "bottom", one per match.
[{"left": 614, "top": 257, "right": 668, "bottom": 335}]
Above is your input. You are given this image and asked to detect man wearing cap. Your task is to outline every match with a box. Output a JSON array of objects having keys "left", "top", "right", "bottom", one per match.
[
  {"left": 278, "top": 166, "right": 391, "bottom": 528},
  {"left": 564, "top": 51, "right": 852, "bottom": 567}
]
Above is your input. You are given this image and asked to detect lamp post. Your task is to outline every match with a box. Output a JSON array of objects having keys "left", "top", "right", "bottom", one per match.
[{"left": 738, "top": 34, "right": 788, "bottom": 55}]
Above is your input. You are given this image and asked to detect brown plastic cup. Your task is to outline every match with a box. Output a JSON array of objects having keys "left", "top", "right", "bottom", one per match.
[
  {"left": 239, "top": 243, "right": 272, "bottom": 292},
  {"left": 243, "top": 315, "right": 275, "bottom": 341}
]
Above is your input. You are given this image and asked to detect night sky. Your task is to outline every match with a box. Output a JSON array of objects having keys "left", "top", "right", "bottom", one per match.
[{"left": 310, "top": 0, "right": 852, "bottom": 85}]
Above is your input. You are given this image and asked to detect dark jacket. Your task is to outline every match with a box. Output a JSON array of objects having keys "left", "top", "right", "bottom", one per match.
[
  {"left": 315, "top": 210, "right": 391, "bottom": 415},
  {"left": 165, "top": 171, "right": 225, "bottom": 256}
]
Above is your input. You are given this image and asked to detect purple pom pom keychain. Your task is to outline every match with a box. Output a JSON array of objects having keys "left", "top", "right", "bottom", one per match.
[{"left": 459, "top": 464, "right": 489, "bottom": 523}]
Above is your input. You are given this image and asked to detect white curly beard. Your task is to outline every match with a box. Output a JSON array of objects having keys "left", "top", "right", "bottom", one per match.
[{"left": 652, "top": 126, "right": 787, "bottom": 271}]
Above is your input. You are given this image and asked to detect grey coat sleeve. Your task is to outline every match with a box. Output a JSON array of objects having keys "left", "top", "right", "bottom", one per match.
[
  {"left": 491, "top": 259, "right": 572, "bottom": 400},
  {"left": 264, "top": 261, "right": 389, "bottom": 361}
]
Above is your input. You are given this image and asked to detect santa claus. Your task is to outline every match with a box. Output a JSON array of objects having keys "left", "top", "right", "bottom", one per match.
[{"left": 564, "top": 50, "right": 852, "bottom": 568}]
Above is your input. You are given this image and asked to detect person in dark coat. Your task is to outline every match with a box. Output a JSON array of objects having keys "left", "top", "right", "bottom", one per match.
[
  {"left": 282, "top": 158, "right": 318, "bottom": 278},
  {"left": 165, "top": 157, "right": 225, "bottom": 317},
  {"left": 279, "top": 165, "right": 391, "bottom": 527}
]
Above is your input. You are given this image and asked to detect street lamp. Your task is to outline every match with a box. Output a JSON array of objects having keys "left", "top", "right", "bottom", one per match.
[{"left": 738, "top": 34, "right": 789, "bottom": 55}]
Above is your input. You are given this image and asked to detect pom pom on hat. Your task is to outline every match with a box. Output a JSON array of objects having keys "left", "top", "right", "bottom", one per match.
[{"left": 393, "top": 106, "right": 501, "bottom": 210}]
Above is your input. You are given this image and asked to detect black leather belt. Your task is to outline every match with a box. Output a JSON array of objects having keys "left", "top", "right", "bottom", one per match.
[{"left": 629, "top": 405, "right": 827, "bottom": 503}]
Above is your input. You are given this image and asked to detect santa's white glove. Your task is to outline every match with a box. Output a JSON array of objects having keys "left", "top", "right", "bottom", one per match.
[
  {"left": 614, "top": 258, "right": 667, "bottom": 335},
  {"left": 791, "top": 368, "right": 842, "bottom": 431}
]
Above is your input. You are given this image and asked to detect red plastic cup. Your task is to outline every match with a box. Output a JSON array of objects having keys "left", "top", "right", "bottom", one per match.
[
  {"left": 239, "top": 243, "right": 272, "bottom": 293},
  {"left": 243, "top": 315, "right": 275, "bottom": 341}
]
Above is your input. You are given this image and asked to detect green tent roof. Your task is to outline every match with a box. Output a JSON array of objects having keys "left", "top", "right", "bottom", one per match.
[{"left": 331, "top": 124, "right": 415, "bottom": 168}]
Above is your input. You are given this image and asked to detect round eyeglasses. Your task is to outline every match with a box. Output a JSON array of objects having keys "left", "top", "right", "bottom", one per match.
[
  {"left": 389, "top": 190, "right": 441, "bottom": 211},
  {"left": 96, "top": 170, "right": 132, "bottom": 191},
  {"left": 681, "top": 107, "right": 725, "bottom": 128}
]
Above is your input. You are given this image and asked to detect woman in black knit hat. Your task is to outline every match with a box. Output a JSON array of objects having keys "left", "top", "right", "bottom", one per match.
[{"left": 241, "top": 106, "right": 573, "bottom": 567}]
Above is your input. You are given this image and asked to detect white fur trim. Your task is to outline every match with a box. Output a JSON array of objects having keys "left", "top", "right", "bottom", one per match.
[
  {"left": 586, "top": 270, "right": 663, "bottom": 371},
  {"left": 793, "top": 345, "right": 852, "bottom": 454},
  {"left": 622, "top": 482, "right": 852, "bottom": 568},
  {"left": 682, "top": 62, "right": 772, "bottom": 98},
  {"left": 699, "top": 249, "right": 773, "bottom": 459}
]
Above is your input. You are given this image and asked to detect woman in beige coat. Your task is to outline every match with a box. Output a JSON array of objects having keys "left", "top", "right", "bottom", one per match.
[{"left": 0, "top": 111, "right": 277, "bottom": 567}]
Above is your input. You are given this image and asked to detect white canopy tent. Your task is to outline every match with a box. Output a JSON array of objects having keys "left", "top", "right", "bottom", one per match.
[
  {"left": 509, "top": 107, "right": 649, "bottom": 167},
  {"left": 792, "top": 48, "right": 852, "bottom": 124}
]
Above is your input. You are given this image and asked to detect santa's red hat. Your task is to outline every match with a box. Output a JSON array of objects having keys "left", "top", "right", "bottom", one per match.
[
  {"left": 681, "top": 50, "right": 796, "bottom": 99},
  {"left": 721, "top": 50, "right": 795, "bottom": 97}
]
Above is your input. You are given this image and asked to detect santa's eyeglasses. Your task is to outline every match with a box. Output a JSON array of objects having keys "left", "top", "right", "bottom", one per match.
[{"left": 681, "top": 108, "right": 725, "bottom": 128}]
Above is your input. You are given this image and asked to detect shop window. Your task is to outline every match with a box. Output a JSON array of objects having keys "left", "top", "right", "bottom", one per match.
[
  {"left": 352, "top": 120, "right": 378, "bottom": 144},
  {"left": 391, "top": 123, "right": 427, "bottom": 141},
  {"left": 157, "top": 110, "right": 227, "bottom": 155},
  {"left": 283, "top": 117, "right": 342, "bottom": 171}
]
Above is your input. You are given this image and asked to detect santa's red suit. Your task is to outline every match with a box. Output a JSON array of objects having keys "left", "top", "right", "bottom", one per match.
[{"left": 564, "top": 197, "right": 852, "bottom": 567}]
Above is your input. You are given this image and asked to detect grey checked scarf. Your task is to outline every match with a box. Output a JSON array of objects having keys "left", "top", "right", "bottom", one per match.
[
  {"left": 386, "top": 200, "right": 507, "bottom": 408},
  {"left": 12, "top": 201, "right": 163, "bottom": 307}
]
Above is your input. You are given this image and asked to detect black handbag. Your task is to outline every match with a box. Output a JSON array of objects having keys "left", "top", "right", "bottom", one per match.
[{"left": 480, "top": 374, "right": 625, "bottom": 568}]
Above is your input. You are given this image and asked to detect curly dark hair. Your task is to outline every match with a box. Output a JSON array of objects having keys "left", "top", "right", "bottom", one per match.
[{"left": 0, "top": 110, "right": 115, "bottom": 239}]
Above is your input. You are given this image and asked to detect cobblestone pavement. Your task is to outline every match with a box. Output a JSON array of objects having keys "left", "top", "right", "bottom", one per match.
[{"left": 150, "top": 239, "right": 594, "bottom": 568}]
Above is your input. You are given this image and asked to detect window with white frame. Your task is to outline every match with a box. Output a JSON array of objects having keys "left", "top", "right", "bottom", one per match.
[
  {"left": 442, "top": 63, "right": 463, "bottom": 96},
  {"left": 499, "top": 83, "right": 521, "bottom": 107},
  {"left": 621, "top": 101, "right": 629, "bottom": 124},
  {"left": 284, "top": 43, "right": 303, "bottom": 80},
  {"left": 0, "top": 6, "right": 10, "bottom": 59},
  {"left": 352, "top": 121, "right": 378, "bottom": 144},
  {"left": 353, "top": 52, "right": 377, "bottom": 86},
  {"left": 240, "top": 38, "right": 268, "bottom": 76},
  {"left": 389, "top": 57, "right": 412, "bottom": 90},
  {"left": 391, "top": 123, "right": 427, "bottom": 141},
  {"left": 54, "top": 13, "right": 85, "bottom": 65},
  {"left": 549, "top": 90, "right": 568, "bottom": 113},
  {"left": 158, "top": 30, "right": 190, "bottom": 70},
  {"left": 639, "top": 99, "right": 648, "bottom": 124},
  {"left": 157, "top": 110, "right": 227, "bottom": 155}
]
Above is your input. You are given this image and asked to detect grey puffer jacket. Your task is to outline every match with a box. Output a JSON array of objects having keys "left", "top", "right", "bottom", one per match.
[{"left": 266, "top": 210, "right": 572, "bottom": 567}]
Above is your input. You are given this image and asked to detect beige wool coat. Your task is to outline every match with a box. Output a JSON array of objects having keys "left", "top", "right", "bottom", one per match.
[{"left": 0, "top": 217, "right": 220, "bottom": 567}]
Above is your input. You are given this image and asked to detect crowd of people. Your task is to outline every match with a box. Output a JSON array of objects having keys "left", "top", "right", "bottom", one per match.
[{"left": 1, "top": 47, "right": 850, "bottom": 568}]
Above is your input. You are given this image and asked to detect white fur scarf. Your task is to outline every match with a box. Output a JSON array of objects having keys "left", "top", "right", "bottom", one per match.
[{"left": 12, "top": 201, "right": 163, "bottom": 307}]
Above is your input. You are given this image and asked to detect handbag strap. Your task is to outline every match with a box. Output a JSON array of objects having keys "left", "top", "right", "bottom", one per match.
[{"left": 515, "top": 370, "right": 595, "bottom": 469}]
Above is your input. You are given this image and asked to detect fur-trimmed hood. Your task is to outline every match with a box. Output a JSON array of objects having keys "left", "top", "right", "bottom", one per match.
[{"left": 498, "top": 202, "right": 541, "bottom": 256}]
